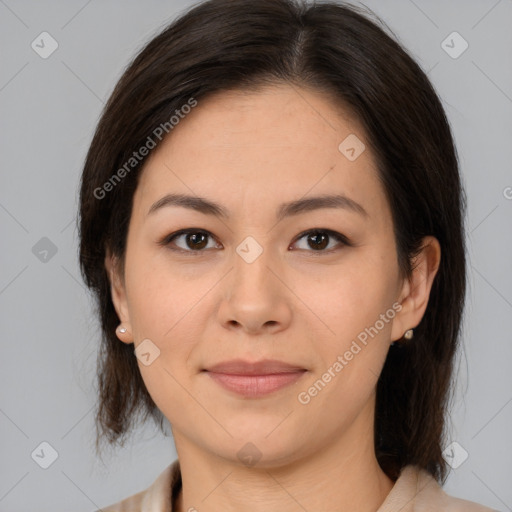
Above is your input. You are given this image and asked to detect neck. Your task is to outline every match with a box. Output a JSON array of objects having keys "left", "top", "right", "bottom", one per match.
[{"left": 172, "top": 400, "right": 395, "bottom": 512}]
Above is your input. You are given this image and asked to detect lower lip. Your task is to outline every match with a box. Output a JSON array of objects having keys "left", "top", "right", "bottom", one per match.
[{"left": 205, "top": 371, "right": 306, "bottom": 398}]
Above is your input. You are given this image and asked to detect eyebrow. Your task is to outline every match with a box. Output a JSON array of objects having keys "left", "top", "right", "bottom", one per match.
[{"left": 147, "top": 192, "right": 368, "bottom": 221}]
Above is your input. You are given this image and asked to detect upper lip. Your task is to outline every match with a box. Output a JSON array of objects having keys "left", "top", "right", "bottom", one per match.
[{"left": 203, "top": 359, "right": 306, "bottom": 375}]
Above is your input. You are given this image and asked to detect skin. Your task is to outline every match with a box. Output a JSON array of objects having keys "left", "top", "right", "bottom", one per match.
[{"left": 106, "top": 83, "right": 441, "bottom": 512}]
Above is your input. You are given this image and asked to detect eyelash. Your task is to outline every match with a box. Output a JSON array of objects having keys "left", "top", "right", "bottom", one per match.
[{"left": 158, "top": 228, "right": 352, "bottom": 256}]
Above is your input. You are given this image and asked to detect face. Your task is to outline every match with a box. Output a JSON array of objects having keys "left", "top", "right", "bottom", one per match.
[{"left": 107, "top": 83, "right": 426, "bottom": 468}]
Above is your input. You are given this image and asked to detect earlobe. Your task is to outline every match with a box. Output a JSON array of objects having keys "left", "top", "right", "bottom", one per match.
[
  {"left": 105, "top": 248, "right": 133, "bottom": 344},
  {"left": 115, "top": 323, "right": 133, "bottom": 344},
  {"left": 391, "top": 236, "right": 441, "bottom": 342}
]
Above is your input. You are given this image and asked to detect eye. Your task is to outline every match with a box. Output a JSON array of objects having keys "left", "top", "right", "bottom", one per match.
[
  {"left": 160, "top": 229, "right": 220, "bottom": 254},
  {"left": 160, "top": 228, "right": 350, "bottom": 255},
  {"left": 290, "top": 229, "right": 350, "bottom": 253}
]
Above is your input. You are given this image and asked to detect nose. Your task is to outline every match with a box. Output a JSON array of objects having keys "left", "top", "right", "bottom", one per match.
[{"left": 216, "top": 242, "right": 292, "bottom": 335}]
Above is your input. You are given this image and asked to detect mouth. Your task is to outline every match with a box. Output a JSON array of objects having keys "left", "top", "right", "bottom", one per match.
[
  {"left": 204, "top": 371, "right": 307, "bottom": 398},
  {"left": 202, "top": 359, "right": 307, "bottom": 398}
]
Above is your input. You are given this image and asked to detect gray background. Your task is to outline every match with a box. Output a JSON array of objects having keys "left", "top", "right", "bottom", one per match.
[{"left": 0, "top": 0, "right": 511, "bottom": 510}]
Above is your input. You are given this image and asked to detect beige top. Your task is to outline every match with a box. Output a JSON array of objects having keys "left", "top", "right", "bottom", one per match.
[{"left": 98, "top": 459, "right": 499, "bottom": 512}]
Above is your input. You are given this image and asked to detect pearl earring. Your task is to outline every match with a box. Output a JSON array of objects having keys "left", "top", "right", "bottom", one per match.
[
  {"left": 118, "top": 325, "right": 127, "bottom": 334},
  {"left": 404, "top": 329, "right": 414, "bottom": 340}
]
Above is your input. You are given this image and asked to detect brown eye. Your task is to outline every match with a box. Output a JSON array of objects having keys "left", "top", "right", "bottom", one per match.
[
  {"left": 183, "top": 231, "right": 209, "bottom": 250},
  {"left": 162, "top": 229, "right": 219, "bottom": 253},
  {"left": 307, "top": 231, "right": 329, "bottom": 250},
  {"left": 160, "top": 228, "right": 350, "bottom": 255},
  {"left": 291, "top": 229, "right": 350, "bottom": 253}
]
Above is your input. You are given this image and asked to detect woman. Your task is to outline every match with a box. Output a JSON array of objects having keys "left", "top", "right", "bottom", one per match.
[{"left": 78, "top": 0, "right": 498, "bottom": 510}]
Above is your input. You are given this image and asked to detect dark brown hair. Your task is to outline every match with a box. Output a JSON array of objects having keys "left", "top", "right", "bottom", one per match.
[{"left": 78, "top": 0, "right": 465, "bottom": 484}]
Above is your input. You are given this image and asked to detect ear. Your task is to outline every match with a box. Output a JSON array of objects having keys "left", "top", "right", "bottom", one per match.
[
  {"left": 105, "top": 247, "right": 133, "bottom": 344},
  {"left": 391, "top": 236, "right": 441, "bottom": 342}
]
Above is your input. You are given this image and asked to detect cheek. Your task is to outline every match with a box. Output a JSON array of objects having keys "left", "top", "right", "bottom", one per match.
[
  {"left": 125, "top": 249, "right": 200, "bottom": 339},
  {"left": 125, "top": 257, "right": 201, "bottom": 419},
  {"left": 124, "top": 252, "right": 210, "bottom": 381},
  {"left": 302, "top": 251, "right": 398, "bottom": 405},
  {"left": 314, "top": 254, "right": 398, "bottom": 345},
  {"left": 299, "top": 277, "right": 395, "bottom": 427}
]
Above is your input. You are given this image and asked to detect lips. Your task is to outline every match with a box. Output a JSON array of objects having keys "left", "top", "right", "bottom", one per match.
[
  {"left": 203, "top": 359, "right": 307, "bottom": 398},
  {"left": 203, "top": 358, "right": 306, "bottom": 375}
]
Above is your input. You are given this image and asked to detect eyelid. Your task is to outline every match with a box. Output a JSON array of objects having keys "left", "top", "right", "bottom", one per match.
[
  {"left": 159, "top": 228, "right": 351, "bottom": 254},
  {"left": 158, "top": 228, "right": 219, "bottom": 253},
  {"left": 290, "top": 228, "right": 351, "bottom": 250}
]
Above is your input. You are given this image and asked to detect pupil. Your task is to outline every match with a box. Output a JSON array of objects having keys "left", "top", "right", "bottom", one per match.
[
  {"left": 309, "top": 232, "right": 328, "bottom": 250},
  {"left": 184, "top": 232, "right": 330, "bottom": 251},
  {"left": 188, "top": 232, "right": 207, "bottom": 249}
]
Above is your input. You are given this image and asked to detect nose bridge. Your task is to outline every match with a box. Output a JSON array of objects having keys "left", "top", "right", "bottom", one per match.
[
  {"left": 219, "top": 239, "right": 286, "bottom": 333},
  {"left": 221, "top": 231, "right": 289, "bottom": 318},
  {"left": 215, "top": 225, "right": 295, "bottom": 334},
  {"left": 231, "top": 234, "right": 275, "bottom": 294}
]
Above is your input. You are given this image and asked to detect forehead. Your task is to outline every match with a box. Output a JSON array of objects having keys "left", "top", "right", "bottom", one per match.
[{"left": 134, "top": 84, "right": 388, "bottom": 223}]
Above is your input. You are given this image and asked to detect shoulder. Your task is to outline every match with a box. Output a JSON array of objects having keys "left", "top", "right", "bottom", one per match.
[
  {"left": 95, "top": 459, "right": 181, "bottom": 512},
  {"left": 415, "top": 467, "right": 497, "bottom": 512},
  {"left": 378, "top": 465, "right": 499, "bottom": 512},
  {"left": 99, "top": 489, "right": 145, "bottom": 512}
]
